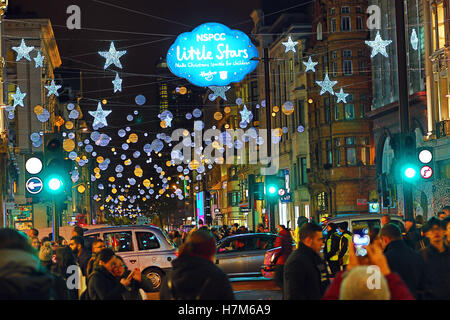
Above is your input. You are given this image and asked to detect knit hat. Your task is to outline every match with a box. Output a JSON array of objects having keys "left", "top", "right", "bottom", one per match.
[{"left": 39, "top": 241, "right": 53, "bottom": 262}]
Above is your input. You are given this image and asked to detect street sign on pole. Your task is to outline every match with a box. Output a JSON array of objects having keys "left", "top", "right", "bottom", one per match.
[{"left": 26, "top": 177, "right": 43, "bottom": 195}]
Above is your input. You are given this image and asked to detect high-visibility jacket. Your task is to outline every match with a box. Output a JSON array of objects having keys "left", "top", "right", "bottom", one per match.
[
  {"left": 339, "top": 232, "right": 352, "bottom": 266},
  {"left": 326, "top": 231, "right": 340, "bottom": 261}
]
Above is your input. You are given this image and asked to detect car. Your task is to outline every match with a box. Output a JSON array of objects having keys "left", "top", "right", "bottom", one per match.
[
  {"left": 215, "top": 233, "right": 278, "bottom": 277},
  {"left": 322, "top": 214, "right": 405, "bottom": 235},
  {"left": 84, "top": 225, "right": 177, "bottom": 291}
]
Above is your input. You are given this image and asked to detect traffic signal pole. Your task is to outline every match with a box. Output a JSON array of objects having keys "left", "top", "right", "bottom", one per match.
[{"left": 395, "top": 0, "right": 414, "bottom": 221}]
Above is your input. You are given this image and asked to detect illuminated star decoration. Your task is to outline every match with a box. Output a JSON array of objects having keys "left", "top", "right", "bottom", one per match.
[
  {"left": 410, "top": 29, "right": 419, "bottom": 51},
  {"left": 112, "top": 72, "right": 122, "bottom": 93},
  {"left": 208, "top": 85, "right": 231, "bottom": 101},
  {"left": 12, "top": 39, "right": 35, "bottom": 61},
  {"left": 98, "top": 42, "right": 127, "bottom": 69},
  {"left": 316, "top": 74, "right": 338, "bottom": 95},
  {"left": 282, "top": 36, "right": 298, "bottom": 53},
  {"left": 240, "top": 105, "right": 253, "bottom": 124},
  {"left": 11, "top": 86, "right": 27, "bottom": 108},
  {"left": 33, "top": 51, "right": 44, "bottom": 68},
  {"left": 365, "top": 31, "right": 393, "bottom": 58},
  {"left": 303, "top": 56, "right": 318, "bottom": 72},
  {"left": 44, "top": 80, "right": 62, "bottom": 97},
  {"left": 335, "top": 88, "right": 349, "bottom": 103},
  {"left": 89, "top": 102, "right": 112, "bottom": 128}
]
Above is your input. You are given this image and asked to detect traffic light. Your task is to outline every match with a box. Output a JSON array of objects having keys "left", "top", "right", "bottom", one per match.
[
  {"left": 25, "top": 156, "right": 45, "bottom": 202},
  {"left": 392, "top": 133, "right": 418, "bottom": 183},
  {"left": 42, "top": 134, "right": 72, "bottom": 198},
  {"left": 417, "top": 147, "right": 434, "bottom": 180},
  {"left": 265, "top": 175, "right": 285, "bottom": 203}
]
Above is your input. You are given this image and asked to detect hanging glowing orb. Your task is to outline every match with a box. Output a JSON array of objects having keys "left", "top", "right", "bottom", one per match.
[
  {"left": 34, "top": 105, "right": 44, "bottom": 115},
  {"left": 129, "top": 133, "right": 138, "bottom": 143},
  {"left": 179, "top": 86, "right": 187, "bottom": 95},
  {"left": 65, "top": 121, "right": 74, "bottom": 130},
  {"left": 97, "top": 156, "right": 104, "bottom": 163},
  {"left": 63, "top": 139, "right": 75, "bottom": 152},
  {"left": 224, "top": 106, "right": 231, "bottom": 114},
  {"left": 77, "top": 185, "right": 86, "bottom": 193},
  {"left": 214, "top": 112, "right": 223, "bottom": 120}
]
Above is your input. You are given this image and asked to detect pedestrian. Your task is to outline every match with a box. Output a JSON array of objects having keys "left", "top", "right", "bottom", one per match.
[
  {"left": 160, "top": 229, "right": 235, "bottom": 300},
  {"left": 437, "top": 211, "right": 446, "bottom": 220},
  {"left": 238, "top": 226, "right": 247, "bottom": 234},
  {"left": 0, "top": 228, "right": 68, "bottom": 300},
  {"left": 30, "top": 236, "right": 41, "bottom": 251},
  {"left": 324, "top": 222, "right": 341, "bottom": 277},
  {"left": 173, "top": 230, "right": 183, "bottom": 247},
  {"left": 442, "top": 206, "right": 450, "bottom": 218},
  {"left": 69, "top": 236, "right": 91, "bottom": 277},
  {"left": 404, "top": 217, "right": 422, "bottom": 251},
  {"left": 381, "top": 214, "right": 391, "bottom": 227},
  {"left": 210, "top": 227, "right": 220, "bottom": 243},
  {"left": 87, "top": 248, "right": 131, "bottom": 300},
  {"left": 283, "top": 222, "right": 330, "bottom": 300},
  {"left": 273, "top": 225, "right": 294, "bottom": 291},
  {"left": 337, "top": 222, "right": 352, "bottom": 271},
  {"left": 86, "top": 239, "right": 106, "bottom": 277},
  {"left": 112, "top": 255, "right": 153, "bottom": 300},
  {"left": 420, "top": 217, "right": 450, "bottom": 299},
  {"left": 444, "top": 216, "right": 450, "bottom": 248},
  {"left": 39, "top": 241, "right": 54, "bottom": 272},
  {"left": 72, "top": 225, "right": 84, "bottom": 238},
  {"left": 322, "top": 241, "right": 414, "bottom": 300},
  {"left": 257, "top": 223, "right": 265, "bottom": 233},
  {"left": 293, "top": 216, "right": 309, "bottom": 249},
  {"left": 52, "top": 246, "right": 83, "bottom": 300},
  {"left": 26, "top": 228, "right": 39, "bottom": 239},
  {"left": 380, "top": 223, "right": 426, "bottom": 299}
]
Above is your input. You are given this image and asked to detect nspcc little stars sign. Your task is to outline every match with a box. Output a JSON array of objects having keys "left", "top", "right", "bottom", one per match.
[{"left": 167, "top": 23, "right": 259, "bottom": 87}]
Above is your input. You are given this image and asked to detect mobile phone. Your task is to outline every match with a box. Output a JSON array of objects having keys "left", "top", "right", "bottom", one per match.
[{"left": 353, "top": 231, "right": 370, "bottom": 257}]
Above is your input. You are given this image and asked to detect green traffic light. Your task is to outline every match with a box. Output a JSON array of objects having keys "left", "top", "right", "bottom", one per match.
[
  {"left": 404, "top": 167, "right": 416, "bottom": 179},
  {"left": 268, "top": 186, "right": 277, "bottom": 194},
  {"left": 48, "top": 177, "right": 63, "bottom": 191}
]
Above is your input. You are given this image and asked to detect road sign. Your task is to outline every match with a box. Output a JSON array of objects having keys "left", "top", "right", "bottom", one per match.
[
  {"left": 26, "top": 177, "right": 43, "bottom": 194},
  {"left": 420, "top": 166, "right": 433, "bottom": 179},
  {"left": 280, "top": 193, "right": 292, "bottom": 203}
]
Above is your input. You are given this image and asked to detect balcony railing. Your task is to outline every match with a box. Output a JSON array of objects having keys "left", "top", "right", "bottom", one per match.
[{"left": 437, "top": 119, "right": 450, "bottom": 138}]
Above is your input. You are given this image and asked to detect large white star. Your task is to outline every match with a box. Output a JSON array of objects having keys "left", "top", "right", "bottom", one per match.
[
  {"left": 33, "top": 51, "right": 44, "bottom": 68},
  {"left": 335, "top": 88, "right": 349, "bottom": 103},
  {"left": 89, "top": 102, "right": 112, "bottom": 128},
  {"left": 12, "top": 39, "right": 35, "bottom": 61},
  {"left": 208, "top": 85, "right": 231, "bottom": 101},
  {"left": 282, "top": 36, "right": 298, "bottom": 53},
  {"left": 11, "top": 86, "right": 27, "bottom": 108},
  {"left": 240, "top": 105, "right": 253, "bottom": 124},
  {"left": 45, "top": 80, "right": 62, "bottom": 97},
  {"left": 98, "top": 42, "right": 127, "bottom": 69},
  {"left": 316, "top": 74, "right": 338, "bottom": 95},
  {"left": 365, "top": 31, "right": 393, "bottom": 58},
  {"left": 112, "top": 72, "right": 122, "bottom": 93},
  {"left": 303, "top": 56, "right": 318, "bottom": 72}
]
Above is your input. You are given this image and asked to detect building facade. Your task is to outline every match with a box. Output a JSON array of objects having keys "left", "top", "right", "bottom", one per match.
[{"left": 307, "top": 0, "right": 377, "bottom": 221}]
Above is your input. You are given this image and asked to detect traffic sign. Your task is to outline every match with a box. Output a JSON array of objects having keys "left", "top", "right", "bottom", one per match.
[
  {"left": 26, "top": 177, "right": 43, "bottom": 194},
  {"left": 420, "top": 166, "right": 433, "bottom": 179}
]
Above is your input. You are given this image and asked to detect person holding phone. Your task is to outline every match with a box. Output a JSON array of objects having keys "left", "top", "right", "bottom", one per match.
[
  {"left": 112, "top": 255, "right": 153, "bottom": 300},
  {"left": 321, "top": 240, "right": 414, "bottom": 300}
]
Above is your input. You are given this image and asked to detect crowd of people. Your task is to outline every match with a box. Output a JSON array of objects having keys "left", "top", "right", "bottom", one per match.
[{"left": 0, "top": 207, "right": 449, "bottom": 300}]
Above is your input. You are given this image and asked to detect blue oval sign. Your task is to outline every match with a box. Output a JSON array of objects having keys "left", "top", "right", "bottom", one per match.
[{"left": 167, "top": 22, "right": 259, "bottom": 87}]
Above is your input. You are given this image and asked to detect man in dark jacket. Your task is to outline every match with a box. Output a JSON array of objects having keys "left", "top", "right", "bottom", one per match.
[
  {"left": 0, "top": 228, "right": 68, "bottom": 300},
  {"left": 380, "top": 223, "right": 426, "bottom": 299},
  {"left": 283, "top": 222, "right": 330, "bottom": 300},
  {"left": 69, "top": 236, "right": 91, "bottom": 277},
  {"left": 87, "top": 248, "right": 131, "bottom": 300},
  {"left": 420, "top": 217, "right": 450, "bottom": 299},
  {"left": 160, "top": 229, "right": 234, "bottom": 300},
  {"left": 404, "top": 217, "right": 422, "bottom": 251}
]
